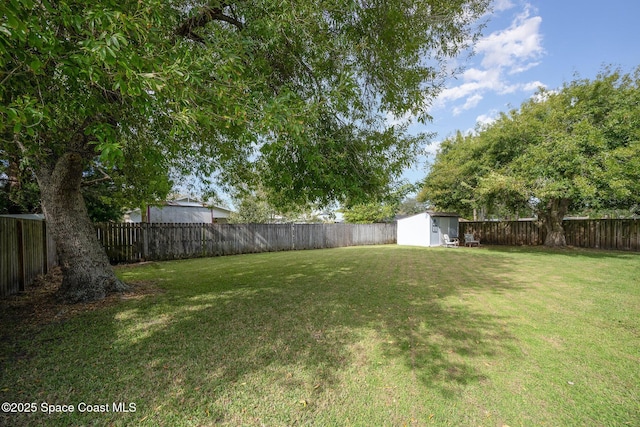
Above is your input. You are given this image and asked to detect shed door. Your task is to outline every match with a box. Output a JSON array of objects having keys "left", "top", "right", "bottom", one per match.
[
  {"left": 430, "top": 217, "right": 440, "bottom": 246},
  {"left": 432, "top": 217, "right": 459, "bottom": 246},
  {"left": 447, "top": 218, "right": 459, "bottom": 238}
]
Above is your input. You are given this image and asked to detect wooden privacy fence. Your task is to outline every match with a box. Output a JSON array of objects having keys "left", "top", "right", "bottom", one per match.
[
  {"left": 96, "top": 222, "right": 398, "bottom": 263},
  {"left": 8, "top": 217, "right": 636, "bottom": 297},
  {"left": 460, "top": 219, "right": 640, "bottom": 251},
  {"left": 0, "top": 217, "right": 57, "bottom": 297}
]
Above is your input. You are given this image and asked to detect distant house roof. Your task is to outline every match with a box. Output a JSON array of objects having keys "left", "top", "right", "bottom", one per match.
[
  {"left": 165, "top": 200, "right": 205, "bottom": 208},
  {"left": 164, "top": 197, "right": 233, "bottom": 213},
  {"left": 124, "top": 198, "right": 234, "bottom": 223},
  {"left": 0, "top": 213, "right": 45, "bottom": 220}
]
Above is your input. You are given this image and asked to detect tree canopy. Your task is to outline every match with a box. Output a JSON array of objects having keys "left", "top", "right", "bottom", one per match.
[
  {"left": 419, "top": 67, "right": 640, "bottom": 246},
  {"left": 341, "top": 182, "right": 425, "bottom": 223},
  {"left": 1, "top": 0, "right": 490, "bottom": 301}
]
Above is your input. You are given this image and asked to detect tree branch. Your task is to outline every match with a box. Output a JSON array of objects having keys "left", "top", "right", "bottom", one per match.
[
  {"left": 280, "top": 31, "right": 323, "bottom": 100},
  {"left": 82, "top": 168, "right": 113, "bottom": 187},
  {"left": 176, "top": 6, "right": 244, "bottom": 43}
]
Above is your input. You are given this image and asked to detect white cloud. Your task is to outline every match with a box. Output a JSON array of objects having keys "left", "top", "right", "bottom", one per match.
[
  {"left": 438, "top": 67, "right": 502, "bottom": 104},
  {"left": 453, "top": 93, "right": 483, "bottom": 115},
  {"left": 493, "top": 0, "right": 515, "bottom": 12},
  {"left": 435, "top": 2, "right": 546, "bottom": 118},
  {"left": 424, "top": 140, "right": 442, "bottom": 158},
  {"left": 476, "top": 110, "right": 500, "bottom": 127},
  {"left": 385, "top": 111, "right": 414, "bottom": 128},
  {"left": 521, "top": 80, "right": 546, "bottom": 92},
  {"left": 462, "top": 67, "right": 492, "bottom": 82},
  {"left": 439, "top": 81, "right": 481, "bottom": 103},
  {"left": 476, "top": 9, "right": 544, "bottom": 72},
  {"left": 508, "top": 61, "right": 541, "bottom": 75},
  {"left": 463, "top": 93, "right": 484, "bottom": 109}
]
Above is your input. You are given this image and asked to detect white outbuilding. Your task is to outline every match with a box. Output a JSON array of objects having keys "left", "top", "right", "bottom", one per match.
[
  {"left": 397, "top": 211, "right": 460, "bottom": 247},
  {"left": 125, "top": 198, "right": 233, "bottom": 224}
]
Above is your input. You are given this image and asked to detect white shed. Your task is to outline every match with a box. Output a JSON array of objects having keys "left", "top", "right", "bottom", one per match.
[{"left": 397, "top": 211, "right": 459, "bottom": 247}]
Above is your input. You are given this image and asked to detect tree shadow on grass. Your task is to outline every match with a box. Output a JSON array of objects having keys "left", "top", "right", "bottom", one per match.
[
  {"left": 482, "top": 244, "right": 640, "bottom": 260},
  {"left": 1, "top": 246, "right": 525, "bottom": 425}
]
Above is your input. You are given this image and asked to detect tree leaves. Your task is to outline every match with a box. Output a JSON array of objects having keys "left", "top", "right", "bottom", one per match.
[
  {"left": 420, "top": 66, "right": 640, "bottom": 221},
  {"left": 2, "top": 0, "right": 491, "bottom": 210}
]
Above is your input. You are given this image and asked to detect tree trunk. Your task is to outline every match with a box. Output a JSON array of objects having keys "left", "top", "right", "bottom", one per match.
[
  {"left": 541, "top": 198, "right": 570, "bottom": 247},
  {"left": 35, "top": 151, "right": 127, "bottom": 303}
]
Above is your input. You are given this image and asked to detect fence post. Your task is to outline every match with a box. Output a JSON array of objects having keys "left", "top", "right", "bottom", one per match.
[{"left": 141, "top": 223, "right": 149, "bottom": 261}]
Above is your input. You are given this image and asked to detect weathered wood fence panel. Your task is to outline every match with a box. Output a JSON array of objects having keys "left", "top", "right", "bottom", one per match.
[
  {"left": 324, "top": 224, "right": 352, "bottom": 248},
  {"left": 5, "top": 217, "right": 638, "bottom": 297},
  {"left": 294, "top": 224, "right": 323, "bottom": 250},
  {"left": 461, "top": 219, "right": 640, "bottom": 251},
  {"left": 94, "top": 222, "right": 398, "bottom": 263},
  {"left": 6, "top": 221, "right": 395, "bottom": 296},
  {"left": 21, "top": 220, "right": 46, "bottom": 288},
  {"left": 460, "top": 221, "right": 546, "bottom": 246},
  {"left": 96, "top": 222, "right": 142, "bottom": 263},
  {"left": 0, "top": 217, "right": 56, "bottom": 297},
  {"left": 563, "top": 219, "right": 640, "bottom": 251},
  {"left": 0, "top": 217, "right": 20, "bottom": 297}
]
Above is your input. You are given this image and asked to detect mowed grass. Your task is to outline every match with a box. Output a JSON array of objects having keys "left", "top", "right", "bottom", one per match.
[{"left": 1, "top": 245, "right": 639, "bottom": 426}]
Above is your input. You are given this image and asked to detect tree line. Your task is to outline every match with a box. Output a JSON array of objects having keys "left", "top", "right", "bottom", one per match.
[{"left": 418, "top": 67, "right": 640, "bottom": 246}]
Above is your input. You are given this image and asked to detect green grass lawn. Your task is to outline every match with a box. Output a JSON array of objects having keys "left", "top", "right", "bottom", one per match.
[{"left": 1, "top": 245, "right": 639, "bottom": 426}]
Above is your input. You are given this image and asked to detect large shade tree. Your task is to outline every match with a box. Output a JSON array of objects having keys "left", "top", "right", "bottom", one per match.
[
  {"left": 1, "top": 0, "right": 491, "bottom": 301},
  {"left": 418, "top": 130, "right": 488, "bottom": 219},
  {"left": 420, "top": 67, "right": 640, "bottom": 246}
]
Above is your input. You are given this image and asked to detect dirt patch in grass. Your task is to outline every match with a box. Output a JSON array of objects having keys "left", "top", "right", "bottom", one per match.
[
  {"left": 0, "top": 268, "right": 164, "bottom": 373},
  {"left": 0, "top": 268, "right": 163, "bottom": 330}
]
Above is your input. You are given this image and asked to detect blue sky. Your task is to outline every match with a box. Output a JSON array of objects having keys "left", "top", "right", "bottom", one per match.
[{"left": 401, "top": 0, "right": 640, "bottom": 185}]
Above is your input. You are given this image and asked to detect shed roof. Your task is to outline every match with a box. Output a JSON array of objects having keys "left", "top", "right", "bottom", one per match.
[
  {"left": 426, "top": 211, "right": 459, "bottom": 217},
  {"left": 395, "top": 211, "right": 460, "bottom": 222}
]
